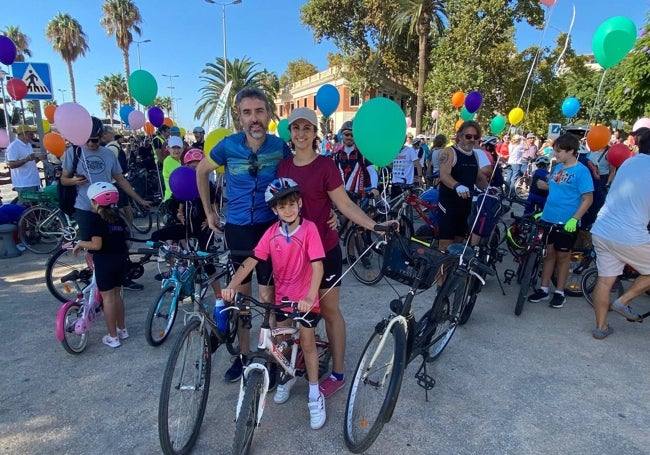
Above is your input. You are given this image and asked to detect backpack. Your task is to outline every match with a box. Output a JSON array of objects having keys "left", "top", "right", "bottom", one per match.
[
  {"left": 469, "top": 191, "right": 503, "bottom": 237},
  {"left": 57, "top": 146, "right": 82, "bottom": 216}
]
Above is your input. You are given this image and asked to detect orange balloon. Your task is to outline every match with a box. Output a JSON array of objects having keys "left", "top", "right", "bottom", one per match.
[
  {"left": 43, "top": 132, "right": 67, "bottom": 158},
  {"left": 451, "top": 91, "right": 465, "bottom": 108},
  {"left": 144, "top": 121, "right": 155, "bottom": 135},
  {"left": 163, "top": 117, "right": 173, "bottom": 127},
  {"left": 44, "top": 105, "right": 57, "bottom": 123},
  {"left": 586, "top": 125, "right": 610, "bottom": 151},
  {"left": 454, "top": 118, "right": 464, "bottom": 131}
]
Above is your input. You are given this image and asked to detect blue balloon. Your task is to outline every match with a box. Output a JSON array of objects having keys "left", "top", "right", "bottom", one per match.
[
  {"left": 561, "top": 97, "right": 580, "bottom": 118},
  {"left": 120, "top": 105, "right": 135, "bottom": 126},
  {"left": 316, "top": 84, "right": 340, "bottom": 117}
]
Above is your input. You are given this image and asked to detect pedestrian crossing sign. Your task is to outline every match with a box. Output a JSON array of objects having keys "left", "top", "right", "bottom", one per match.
[
  {"left": 10, "top": 62, "right": 53, "bottom": 100},
  {"left": 547, "top": 123, "right": 561, "bottom": 140}
]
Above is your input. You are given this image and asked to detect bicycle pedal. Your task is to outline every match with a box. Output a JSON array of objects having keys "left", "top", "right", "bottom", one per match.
[
  {"left": 415, "top": 371, "right": 436, "bottom": 391},
  {"left": 503, "top": 269, "right": 515, "bottom": 285}
]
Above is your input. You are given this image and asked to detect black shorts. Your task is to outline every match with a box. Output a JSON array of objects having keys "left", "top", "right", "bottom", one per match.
[
  {"left": 225, "top": 222, "right": 274, "bottom": 286},
  {"left": 438, "top": 198, "right": 472, "bottom": 240},
  {"left": 275, "top": 309, "right": 321, "bottom": 328},
  {"left": 93, "top": 253, "right": 128, "bottom": 291},
  {"left": 547, "top": 227, "right": 577, "bottom": 252},
  {"left": 320, "top": 244, "right": 343, "bottom": 289}
]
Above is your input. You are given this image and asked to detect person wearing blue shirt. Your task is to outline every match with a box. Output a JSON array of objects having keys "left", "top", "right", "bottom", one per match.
[
  {"left": 528, "top": 133, "right": 593, "bottom": 308},
  {"left": 196, "top": 86, "right": 293, "bottom": 384}
]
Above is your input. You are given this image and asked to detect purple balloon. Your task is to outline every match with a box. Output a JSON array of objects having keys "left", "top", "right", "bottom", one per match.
[
  {"left": 169, "top": 166, "right": 199, "bottom": 202},
  {"left": 0, "top": 36, "right": 17, "bottom": 66},
  {"left": 464, "top": 91, "right": 483, "bottom": 114},
  {"left": 147, "top": 106, "right": 165, "bottom": 127}
]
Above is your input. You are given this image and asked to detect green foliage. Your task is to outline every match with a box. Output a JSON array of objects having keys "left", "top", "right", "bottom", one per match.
[
  {"left": 2, "top": 26, "right": 32, "bottom": 62},
  {"left": 96, "top": 73, "right": 128, "bottom": 124},
  {"left": 280, "top": 58, "right": 319, "bottom": 88}
]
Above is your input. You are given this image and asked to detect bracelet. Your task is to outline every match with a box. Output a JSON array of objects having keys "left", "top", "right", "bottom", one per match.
[{"left": 453, "top": 183, "right": 460, "bottom": 190}]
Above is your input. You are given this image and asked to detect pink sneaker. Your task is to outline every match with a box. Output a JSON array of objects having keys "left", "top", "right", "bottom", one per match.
[{"left": 319, "top": 376, "right": 345, "bottom": 398}]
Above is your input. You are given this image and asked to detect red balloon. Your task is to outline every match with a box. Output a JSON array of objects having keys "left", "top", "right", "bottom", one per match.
[
  {"left": 606, "top": 143, "right": 632, "bottom": 168},
  {"left": 7, "top": 78, "right": 28, "bottom": 101}
]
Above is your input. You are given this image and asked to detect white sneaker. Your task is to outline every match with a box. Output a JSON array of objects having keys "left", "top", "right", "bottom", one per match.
[
  {"left": 273, "top": 377, "right": 296, "bottom": 404},
  {"left": 308, "top": 392, "right": 326, "bottom": 430},
  {"left": 116, "top": 328, "right": 129, "bottom": 340},
  {"left": 102, "top": 334, "right": 121, "bottom": 348}
]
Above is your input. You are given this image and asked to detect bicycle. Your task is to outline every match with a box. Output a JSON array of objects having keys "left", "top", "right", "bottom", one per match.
[
  {"left": 343, "top": 227, "right": 493, "bottom": 453},
  {"left": 513, "top": 161, "right": 533, "bottom": 203}
]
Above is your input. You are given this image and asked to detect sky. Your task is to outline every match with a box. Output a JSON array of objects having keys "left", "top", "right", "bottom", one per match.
[{"left": 1, "top": 0, "right": 648, "bottom": 131}]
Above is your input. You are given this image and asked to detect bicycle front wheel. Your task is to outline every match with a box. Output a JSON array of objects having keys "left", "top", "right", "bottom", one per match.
[
  {"left": 19, "top": 206, "right": 65, "bottom": 254},
  {"left": 146, "top": 285, "right": 179, "bottom": 347},
  {"left": 46, "top": 247, "right": 93, "bottom": 303},
  {"left": 514, "top": 176, "right": 531, "bottom": 202},
  {"left": 232, "top": 369, "right": 265, "bottom": 455},
  {"left": 57, "top": 302, "right": 88, "bottom": 354},
  {"left": 128, "top": 198, "right": 153, "bottom": 234},
  {"left": 581, "top": 268, "right": 624, "bottom": 307},
  {"left": 515, "top": 251, "right": 539, "bottom": 316},
  {"left": 427, "top": 273, "right": 465, "bottom": 361},
  {"left": 344, "top": 224, "right": 384, "bottom": 286},
  {"left": 344, "top": 321, "right": 406, "bottom": 454},
  {"left": 159, "top": 319, "right": 211, "bottom": 455}
]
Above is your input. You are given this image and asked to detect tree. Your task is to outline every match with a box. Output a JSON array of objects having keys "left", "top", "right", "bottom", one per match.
[
  {"left": 390, "top": 0, "right": 447, "bottom": 133},
  {"left": 280, "top": 58, "right": 319, "bottom": 88},
  {"left": 194, "top": 57, "right": 280, "bottom": 131},
  {"left": 2, "top": 26, "right": 32, "bottom": 62},
  {"left": 153, "top": 96, "right": 172, "bottom": 116},
  {"left": 45, "top": 13, "right": 89, "bottom": 103},
  {"left": 96, "top": 73, "right": 128, "bottom": 125},
  {"left": 100, "top": 0, "right": 143, "bottom": 105}
]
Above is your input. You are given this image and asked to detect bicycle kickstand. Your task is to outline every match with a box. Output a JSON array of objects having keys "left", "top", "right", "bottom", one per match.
[
  {"left": 493, "top": 264, "right": 507, "bottom": 296},
  {"left": 415, "top": 357, "right": 436, "bottom": 402}
]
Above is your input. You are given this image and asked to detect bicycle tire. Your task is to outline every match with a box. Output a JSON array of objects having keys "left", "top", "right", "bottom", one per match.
[
  {"left": 344, "top": 224, "right": 384, "bottom": 286},
  {"left": 145, "top": 285, "right": 179, "bottom": 347},
  {"left": 581, "top": 268, "right": 624, "bottom": 307},
  {"left": 128, "top": 198, "right": 153, "bottom": 234},
  {"left": 427, "top": 271, "right": 465, "bottom": 361},
  {"left": 458, "top": 276, "right": 480, "bottom": 326},
  {"left": 232, "top": 369, "right": 265, "bottom": 455},
  {"left": 514, "top": 176, "right": 531, "bottom": 203},
  {"left": 158, "top": 319, "right": 211, "bottom": 455},
  {"left": 46, "top": 247, "right": 93, "bottom": 303},
  {"left": 344, "top": 321, "right": 406, "bottom": 454},
  {"left": 18, "top": 205, "right": 66, "bottom": 254},
  {"left": 515, "top": 251, "right": 539, "bottom": 316},
  {"left": 57, "top": 302, "right": 89, "bottom": 354},
  {"left": 551, "top": 250, "right": 588, "bottom": 297}
]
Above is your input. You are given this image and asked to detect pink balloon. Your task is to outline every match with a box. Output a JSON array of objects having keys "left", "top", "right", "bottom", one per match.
[
  {"left": 632, "top": 117, "right": 650, "bottom": 132},
  {"left": 540, "top": 0, "right": 556, "bottom": 6},
  {"left": 0, "top": 130, "right": 9, "bottom": 148},
  {"left": 53, "top": 102, "right": 92, "bottom": 146},
  {"left": 128, "top": 110, "right": 146, "bottom": 130},
  {"left": 406, "top": 117, "right": 412, "bottom": 127},
  {"left": 431, "top": 109, "right": 439, "bottom": 120}
]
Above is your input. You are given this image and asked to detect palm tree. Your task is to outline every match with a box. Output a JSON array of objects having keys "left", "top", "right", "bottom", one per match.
[
  {"left": 391, "top": 0, "right": 447, "bottom": 133},
  {"left": 100, "top": 0, "right": 143, "bottom": 105},
  {"left": 2, "top": 26, "right": 32, "bottom": 62},
  {"left": 195, "top": 57, "right": 280, "bottom": 130},
  {"left": 96, "top": 73, "right": 128, "bottom": 125},
  {"left": 153, "top": 96, "right": 172, "bottom": 116},
  {"left": 45, "top": 13, "right": 89, "bottom": 103}
]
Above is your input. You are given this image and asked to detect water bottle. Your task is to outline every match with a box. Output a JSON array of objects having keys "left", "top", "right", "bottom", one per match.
[{"left": 213, "top": 295, "right": 228, "bottom": 334}]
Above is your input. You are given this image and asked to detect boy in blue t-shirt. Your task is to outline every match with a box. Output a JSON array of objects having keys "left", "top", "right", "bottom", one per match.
[{"left": 524, "top": 155, "right": 550, "bottom": 214}]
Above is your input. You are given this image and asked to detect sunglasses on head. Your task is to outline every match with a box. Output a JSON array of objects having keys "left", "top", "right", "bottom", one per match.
[
  {"left": 248, "top": 153, "right": 260, "bottom": 177},
  {"left": 88, "top": 137, "right": 100, "bottom": 144},
  {"left": 464, "top": 134, "right": 480, "bottom": 140}
]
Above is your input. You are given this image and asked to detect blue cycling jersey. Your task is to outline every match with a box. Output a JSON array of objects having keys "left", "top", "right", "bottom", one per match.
[{"left": 208, "top": 132, "right": 292, "bottom": 225}]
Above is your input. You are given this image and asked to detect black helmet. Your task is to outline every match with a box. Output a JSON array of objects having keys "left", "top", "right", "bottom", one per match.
[
  {"left": 90, "top": 117, "right": 103, "bottom": 138},
  {"left": 265, "top": 177, "right": 300, "bottom": 206},
  {"left": 340, "top": 120, "right": 353, "bottom": 132}
]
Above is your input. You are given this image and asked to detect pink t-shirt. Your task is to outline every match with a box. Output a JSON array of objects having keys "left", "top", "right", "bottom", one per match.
[
  {"left": 277, "top": 155, "right": 344, "bottom": 252},
  {"left": 253, "top": 218, "right": 325, "bottom": 308}
]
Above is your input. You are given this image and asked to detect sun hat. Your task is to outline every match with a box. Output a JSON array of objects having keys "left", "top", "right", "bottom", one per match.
[{"left": 288, "top": 108, "right": 318, "bottom": 127}]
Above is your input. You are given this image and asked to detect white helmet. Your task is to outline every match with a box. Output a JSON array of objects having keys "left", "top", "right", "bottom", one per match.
[{"left": 87, "top": 182, "right": 119, "bottom": 206}]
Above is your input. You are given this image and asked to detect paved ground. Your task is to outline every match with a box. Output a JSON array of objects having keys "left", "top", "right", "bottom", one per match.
[{"left": 1, "top": 171, "right": 649, "bottom": 454}]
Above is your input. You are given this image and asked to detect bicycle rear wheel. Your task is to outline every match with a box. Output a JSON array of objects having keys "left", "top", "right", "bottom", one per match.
[
  {"left": 581, "top": 268, "right": 624, "bottom": 307},
  {"left": 515, "top": 252, "right": 539, "bottom": 316},
  {"left": 232, "top": 368, "right": 265, "bottom": 455},
  {"left": 344, "top": 224, "right": 384, "bottom": 286},
  {"left": 551, "top": 250, "right": 588, "bottom": 297},
  {"left": 344, "top": 321, "right": 406, "bottom": 454},
  {"left": 514, "top": 175, "right": 531, "bottom": 203},
  {"left": 145, "top": 285, "right": 179, "bottom": 347},
  {"left": 159, "top": 319, "right": 211, "bottom": 455},
  {"left": 57, "top": 302, "right": 89, "bottom": 354},
  {"left": 128, "top": 198, "right": 153, "bottom": 234},
  {"left": 19, "top": 206, "right": 65, "bottom": 254},
  {"left": 46, "top": 247, "right": 93, "bottom": 303}
]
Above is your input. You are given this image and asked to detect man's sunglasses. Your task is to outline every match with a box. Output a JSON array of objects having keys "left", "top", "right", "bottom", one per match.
[
  {"left": 464, "top": 134, "right": 480, "bottom": 140},
  {"left": 248, "top": 153, "right": 260, "bottom": 177},
  {"left": 87, "top": 137, "right": 100, "bottom": 144}
]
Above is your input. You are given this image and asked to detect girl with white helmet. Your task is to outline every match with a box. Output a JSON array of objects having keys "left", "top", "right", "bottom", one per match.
[{"left": 72, "top": 182, "right": 130, "bottom": 348}]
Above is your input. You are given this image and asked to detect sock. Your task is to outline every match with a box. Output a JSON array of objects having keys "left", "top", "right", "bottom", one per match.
[
  {"left": 330, "top": 371, "right": 344, "bottom": 382},
  {"left": 540, "top": 286, "right": 549, "bottom": 294},
  {"left": 309, "top": 382, "right": 320, "bottom": 401},
  {"left": 555, "top": 290, "right": 565, "bottom": 297}
]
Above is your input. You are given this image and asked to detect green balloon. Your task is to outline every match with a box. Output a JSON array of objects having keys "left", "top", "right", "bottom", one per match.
[
  {"left": 592, "top": 16, "right": 637, "bottom": 69},
  {"left": 352, "top": 97, "right": 406, "bottom": 167},
  {"left": 128, "top": 70, "right": 158, "bottom": 106},
  {"left": 460, "top": 106, "right": 475, "bottom": 121},
  {"left": 277, "top": 119, "right": 291, "bottom": 142},
  {"left": 490, "top": 115, "right": 507, "bottom": 135}
]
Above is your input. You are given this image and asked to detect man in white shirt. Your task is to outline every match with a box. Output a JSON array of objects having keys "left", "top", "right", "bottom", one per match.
[
  {"left": 390, "top": 138, "right": 423, "bottom": 198},
  {"left": 6, "top": 125, "right": 41, "bottom": 197}
]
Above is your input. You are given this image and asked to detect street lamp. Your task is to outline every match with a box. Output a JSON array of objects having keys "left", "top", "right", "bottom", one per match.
[
  {"left": 0, "top": 70, "right": 12, "bottom": 139},
  {"left": 205, "top": 0, "right": 242, "bottom": 91},
  {"left": 162, "top": 74, "right": 179, "bottom": 119},
  {"left": 58, "top": 89, "right": 67, "bottom": 103},
  {"left": 133, "top": 39, "right": 151, "bottom": 70}
]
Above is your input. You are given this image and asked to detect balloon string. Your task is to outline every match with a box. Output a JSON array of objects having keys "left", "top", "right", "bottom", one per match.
[
  {"left": 588, "top": 69, "right": 608, "bottom": 126},
  {"left": 553, "top": 4, "right": 576, "bottom": 76}
]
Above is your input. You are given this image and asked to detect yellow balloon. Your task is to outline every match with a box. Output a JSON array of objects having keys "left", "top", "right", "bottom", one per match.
[
  {"left": 205, "top": 128, "right": 234, "bottom": 154},
  {"left": 42, "top": 119, "right": 51, "bottom": 133},
  {"left": 508, "top": 107, "right": 524, "bottom": 126},
  {"left": 268, "top": 120, "right": 277, "bottom": 132},
  {"left": 216, "top": 165, "right": 225, "bottom": 174}
]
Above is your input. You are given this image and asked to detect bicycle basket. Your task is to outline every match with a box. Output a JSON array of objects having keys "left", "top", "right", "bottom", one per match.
[{"left": 381, "top": 234, "right": 446, "bottom": 289}]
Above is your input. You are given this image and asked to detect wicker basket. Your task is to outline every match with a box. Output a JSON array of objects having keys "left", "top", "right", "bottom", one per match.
[{"left": 381, "top": 235, "right": 447, "bottom": 289}]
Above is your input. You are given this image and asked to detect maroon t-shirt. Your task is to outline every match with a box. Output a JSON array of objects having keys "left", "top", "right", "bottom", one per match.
[{"left": 277, "top": 155, "right": 344, "bottom": 252}]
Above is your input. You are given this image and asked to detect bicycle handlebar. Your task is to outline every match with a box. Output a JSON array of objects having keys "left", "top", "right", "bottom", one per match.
[{"left": 232, "top": 292, "right": 314, "bottom": 328}]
